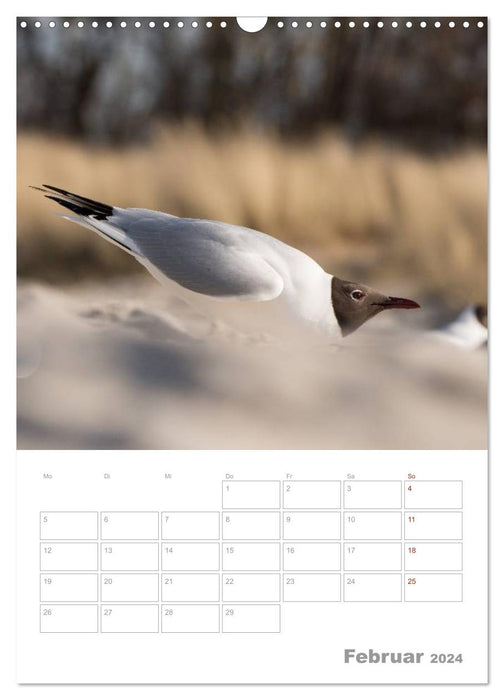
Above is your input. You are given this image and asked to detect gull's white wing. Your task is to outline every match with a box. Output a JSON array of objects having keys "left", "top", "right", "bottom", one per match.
[
  {"left": 113, "top": 209, "right": 285, "bottom": 301},
  {"left": 35, "top": 186, "right": 285, "bottom": 302}
]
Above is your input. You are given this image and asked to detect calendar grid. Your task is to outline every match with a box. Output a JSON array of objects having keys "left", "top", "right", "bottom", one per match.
[{"left": 38, "top": 479, "right": 463, "bottom": 632}]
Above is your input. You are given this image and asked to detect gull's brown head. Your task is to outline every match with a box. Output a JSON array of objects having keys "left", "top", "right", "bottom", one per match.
[{"left": 331, "top": 276, "right": 420, "bottom": 337}]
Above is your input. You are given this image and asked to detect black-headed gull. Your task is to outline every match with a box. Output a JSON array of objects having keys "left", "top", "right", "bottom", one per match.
[
  {"left": 433, "top": 304, "right": 487, "bottom": 349},
  {"left": 34, "top": 184, "right": 420, "bottom": 341}
]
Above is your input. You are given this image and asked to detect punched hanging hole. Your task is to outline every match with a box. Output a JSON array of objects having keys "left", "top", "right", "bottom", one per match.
[
  {"left": 149, "top": 21, "right": 156, "bottom": 28},
  {"left": 334, "top": 21, "right": 341, "bottom": 28},
  {"left": 237, "top": 17, "right": 268, "bottom": 32},
  {"left": 406, "top": 21, "right": 413, "bottom": 28},
  {"left": 106, "top": 21, "right": 113, "bottom": 28},
  {"left": 34, "top": 21, "right": 41, "bottom": 28},
  {"left": 435, "top": 21, "right": 441, "bottom": 28},
  {"left": 420, "top": 21, "right": 427, "bottom": 28},
  {"left": 20, "top": 21, "right": 27, "bottom": 28},
  {"left": 206, "top": 21, "right": 212, "bottom": 28},
  {"left": 349, "top": 21, "right": 355, "bottom": 28},
  {"left": 163, "top": 21, "right": 170, "bottom": 28},
  {"left": 478, "top": 21, "right": 484, "bottom": 28},
  {"left": 120, "top": 21, "right": 127, "bottom": 28},
  {"left": 77, "top": 21, "right": 84, "bottom": 28},
  {"left": 277, "top": 21, "right": 284, "bottom": 28},
  {"left": 92, "top": 21, "right": 98, "bottom": 27},
  {"left": 63, "top": 21, "right": 69, "bottom": 28},
  {"left": 192, "top": 21, "right": 198, "bottom": 28},
  {"left": 220, "top": 21, "right": 227, "bottom": 28},
  {"left": 449, "top": 21, "right": 455, "bottom": 28},
  {"left": 463, "top": 21, "right": 470, "bottom": 28},
  {"left": 392, "top": 21, "right": 398, "bottom": 28},
  {"left": 320, "top": 21, "right": 327, "bottom": 28},
  {"left": 363, "top": 21, "right": 370, "bottom": 28}
]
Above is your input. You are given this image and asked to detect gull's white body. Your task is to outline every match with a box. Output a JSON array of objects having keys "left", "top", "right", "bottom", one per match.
[
  {"left": 65, "top": 207, "right": 340, "bottom": 340},
  {"left": 432, "top": 306, "right": 487, "bottom": 350}
]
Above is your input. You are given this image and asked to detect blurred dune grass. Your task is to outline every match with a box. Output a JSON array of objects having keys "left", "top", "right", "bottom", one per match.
[{"left": 17, "top": 125, "right": 487, "bottom": 306}]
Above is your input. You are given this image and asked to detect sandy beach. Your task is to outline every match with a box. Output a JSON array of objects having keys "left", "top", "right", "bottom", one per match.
[
  {"left": 16, "top": 20, "right": 487, "bottom": 452},
  {"left": 17, "top": 278, "right": 487, "bottom": 450}
]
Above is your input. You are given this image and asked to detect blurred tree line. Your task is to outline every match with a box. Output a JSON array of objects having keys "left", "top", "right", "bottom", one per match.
[{"left": 17, "top": 18, "right": 487, "bottom": 150}]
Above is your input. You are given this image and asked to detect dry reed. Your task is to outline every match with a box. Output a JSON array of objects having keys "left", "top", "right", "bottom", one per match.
[{"left": 17, "top": 125, "right": 487, "bottom": 306}]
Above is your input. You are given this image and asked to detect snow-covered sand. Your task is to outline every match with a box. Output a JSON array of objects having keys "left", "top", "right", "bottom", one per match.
[{"left": 17, "top": 279, "right": 487, "bottom": 450}]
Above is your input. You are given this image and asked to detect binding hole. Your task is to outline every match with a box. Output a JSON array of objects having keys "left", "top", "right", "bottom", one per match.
[{"left": 237, "top": 17, "right": 268, "bottom": 32}]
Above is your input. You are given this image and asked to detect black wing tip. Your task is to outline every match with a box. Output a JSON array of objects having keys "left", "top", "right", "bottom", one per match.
[
  {"left": 35, "top": 191, "right": 133, "bottom": 253},
  {"left": 44, "top": 195, "right": 87, "bottom": 216},
  {"left": 41, "top": 184, "right": 71, "bottom": 196},
  {"left": 30, "top": 184, "right": 62, "bottom": 193},
  {"left": 31, "top": 184, "right": 114, "bottom": 219},
  {"left": 29, "top": 184, "right": 67, "bottom": 203}
]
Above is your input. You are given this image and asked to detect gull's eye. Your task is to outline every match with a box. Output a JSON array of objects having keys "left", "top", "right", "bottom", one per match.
[{"left": 350, "top": 290, "right": 365, "bottom": 301}]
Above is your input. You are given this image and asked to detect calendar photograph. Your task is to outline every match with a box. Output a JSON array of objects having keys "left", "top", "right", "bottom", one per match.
[{"left": 17, "top": 17, "right": 487, "bottom": 450}]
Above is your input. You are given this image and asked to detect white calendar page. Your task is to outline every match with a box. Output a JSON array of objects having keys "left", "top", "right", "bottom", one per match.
[{"left": 16, "top": 450, "right": 487, "bottom": 684}]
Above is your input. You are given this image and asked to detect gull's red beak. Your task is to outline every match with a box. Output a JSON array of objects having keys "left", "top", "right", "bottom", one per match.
[{"left": 378, "top": 296, "right": 421, "bottom": 310}]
